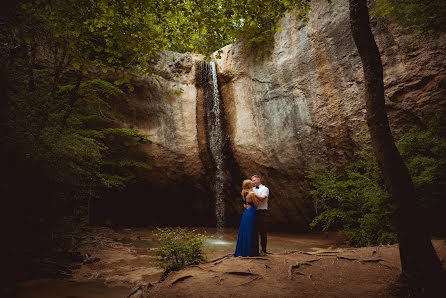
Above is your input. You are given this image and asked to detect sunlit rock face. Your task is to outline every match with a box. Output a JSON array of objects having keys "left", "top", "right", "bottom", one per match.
[
  {"left": 112, "top": 0, "right": 446, "bottom": 229},
  {"left": 213, "top": 0, "right": 446, "bottom": 228},
  {"left": 103, "top": 51, "right": 216, "bottom": 226}
]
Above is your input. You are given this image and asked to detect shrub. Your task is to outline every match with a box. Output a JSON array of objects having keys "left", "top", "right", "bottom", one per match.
[
  {"left": 306, "top": 146, "right": 397, "bottom": 247},
  {"left": 306, "top": 114, "right": 446, "bottom": 245},
  {"left": 153, "top": 227, "right": 206, "bottom": 277},
  {"left": 396, "top": 114, "right": 446, "bottom": 234}
]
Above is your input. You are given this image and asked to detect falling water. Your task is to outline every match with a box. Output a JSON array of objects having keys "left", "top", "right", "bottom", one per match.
[{"left": 198, "top": 61, "right": 226, "bottom": 232}]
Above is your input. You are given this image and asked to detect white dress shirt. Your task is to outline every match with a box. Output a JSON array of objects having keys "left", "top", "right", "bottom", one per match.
[{"left": 253, "top": 184, "right": 269, "bottom": 210}]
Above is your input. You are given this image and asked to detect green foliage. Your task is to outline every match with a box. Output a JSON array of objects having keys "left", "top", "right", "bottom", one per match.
[
  {"left": 0, "top": 1, "right": 161, "bottom": 237},
  {"left": 1, "top": 69, "right": 150, "bottom": 230},
  {"left": 307, "top": 115, "right": 446, "bottom": 245},
  {"left": 11, "top": 0, "right": 167, "bottom": 75},
  {"left": 3, "top": 0, "right": 320, "bottom": 73},
  {"left": 153, "top": 228, "right": 206, "bottom": 277},
  {"left": 306, "top": 146, "right": 397, "bottom": 247},
  {"left": 373, "top": 0, "right": 446, "bottom": 37},
  {"left": 53, "top": 79, "right": 151, "bottom": 192},
  {"left": 396, "top": 114, "right": 446, "bottom": 213},
  {"left": 145, "top": 0, "right": 316, "bottom": 59}
]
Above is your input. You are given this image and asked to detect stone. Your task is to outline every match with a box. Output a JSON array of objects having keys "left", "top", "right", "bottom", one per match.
[
  {"left": 212, "top": 0, "right": 446, "bottom": 228},
  {"left": 111, "top": 0, "right": 446, "bottom": 230}
]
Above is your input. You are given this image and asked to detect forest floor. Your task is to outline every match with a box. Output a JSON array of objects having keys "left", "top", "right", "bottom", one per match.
[
  {"left": 144, "top": 240, "right": 446, "bottom": 298},
  {"left": 15, "top": 227, "right": 446, "bottom": 298}
]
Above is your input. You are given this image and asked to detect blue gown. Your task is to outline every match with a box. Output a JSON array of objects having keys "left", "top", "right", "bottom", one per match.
[{"left": 234, "top": 196, "right": 259, "bottom": 257}]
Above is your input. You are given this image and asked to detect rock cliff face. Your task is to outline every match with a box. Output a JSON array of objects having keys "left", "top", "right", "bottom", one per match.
[{"left": 111, "top": 0, "right": 446, "bottom": 229}]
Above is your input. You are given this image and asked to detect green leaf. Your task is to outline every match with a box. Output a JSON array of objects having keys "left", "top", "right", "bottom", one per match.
[{"left": 72, "top": 62, "right": 81, "bottom": 70}]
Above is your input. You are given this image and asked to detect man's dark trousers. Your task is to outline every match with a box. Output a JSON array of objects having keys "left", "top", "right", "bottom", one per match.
[{"left": 256, "top": 210, "right": 267, "bottom": 252}]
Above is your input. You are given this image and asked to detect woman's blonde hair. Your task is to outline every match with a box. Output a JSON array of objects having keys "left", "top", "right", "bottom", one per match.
[{"left": 241, "top": 179, "right": 253, "bottom": 198}]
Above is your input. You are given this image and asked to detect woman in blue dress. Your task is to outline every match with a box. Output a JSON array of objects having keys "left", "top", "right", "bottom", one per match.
[{"left": 234, "top": 179, "right": 264, "bottom": 257}]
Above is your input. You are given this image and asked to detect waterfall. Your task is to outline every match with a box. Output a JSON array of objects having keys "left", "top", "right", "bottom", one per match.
[{"left": 198, "top": 61, "right": 227, "bottom": 231}]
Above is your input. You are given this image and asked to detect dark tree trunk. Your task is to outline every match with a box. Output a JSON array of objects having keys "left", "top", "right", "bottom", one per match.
[
  {"left": 60, "top": 71, "right": 82, "bottom": 130},
  {"left": 348, "top": 0, "right": 443, "bottom": 293},
  {"left": 25, "top": 42, "right": 36, "bottom": 91},
  {"left": 50, "top": 44, "right": 67, "bottom": 104}
]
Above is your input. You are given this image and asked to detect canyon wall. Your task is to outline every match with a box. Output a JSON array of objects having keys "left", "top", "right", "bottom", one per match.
[{"left": 111, "top": 0, "right": 446, "bottom": 229}]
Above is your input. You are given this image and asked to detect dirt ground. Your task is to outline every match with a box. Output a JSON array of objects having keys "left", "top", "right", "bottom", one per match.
[
  {"left": 17, "top": 227, "right": 164, "bottom": 298},
  {"left": 16, "top": 227, "right": 446, "bottom": 297},
  {"left": 143, "top": 241, "right": 446, "bottom": 298}
]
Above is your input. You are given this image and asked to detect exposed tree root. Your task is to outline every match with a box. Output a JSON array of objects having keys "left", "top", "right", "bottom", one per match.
[
  {"left": 283, "top": 250, "right": 298, "bottom": 254},
  {"left": 303, "top": 251, "right": 339, "bottom": 255},
  {"left": 337, "top": 256, "right": 357, "bottom": 261},
  {"left": 237, "top": 276, "right": 261, "bottom": 286},
  {"left": 209, "top": 254, "right": 231, "bottom": 263},
  {"left": 127, "top": 286, "right": 142, "bottom": 298},
  {"left": 240, "top": 257, "right": 270, "bottom": 260},
  {"left": 225, "top": 271, "right": 258, "bottom": 276},
  {"left": 360, "top": 259, "right": 384, "bottom": 263},
  {"left": 172, "top": 275, "right": 193, "bottom": 285},
  {"left": 377, "top": 263, "right": 400, "bottom": 270},
  {"left": 289, "top": 264, "right": 303, "bottom": 280},
  {"left": 288, "top": 260, "right": 319, "bottom": 280},
  {"left": 190, "top": 265, "right": 207, "bottom": 270},
  {"left": 306, "top": 258, "right": 321, "bottom": 263},
  {"left": 300, "top": 252, "right": 338, "bottom": 257}
]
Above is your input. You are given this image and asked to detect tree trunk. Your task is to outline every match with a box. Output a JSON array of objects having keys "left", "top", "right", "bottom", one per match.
[
  {"left": 60, "top": 71, "right": 82, "bottom": 131},
  {"left": 348, "top": 0, "right": 443, "bottom": 293},
  {"left": 25, "top": 42, "right": 36, "bottom": 92}
]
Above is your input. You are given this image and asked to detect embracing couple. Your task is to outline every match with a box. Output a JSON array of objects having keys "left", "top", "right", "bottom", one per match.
[{"left": 234, "top": 175, "right": 269, "bottom": 257}]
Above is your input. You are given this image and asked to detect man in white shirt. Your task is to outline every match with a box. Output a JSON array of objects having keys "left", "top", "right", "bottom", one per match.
[{"left": 252, "top": 175, "right": 269, "bottom": 254}]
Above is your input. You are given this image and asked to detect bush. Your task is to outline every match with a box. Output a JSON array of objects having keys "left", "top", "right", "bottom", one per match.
[
  {"left": 153, "top": 227, "right": 206, "bottom": 277},
  {"left": 306, "top": 146, "right": 397, "bottom": 247},
  {"left": 306, "top": 114, "right": 446, "bottom": 245},
  {"left": 396, "top": 114, "right": 446, "bottom": 234}
]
